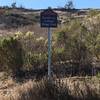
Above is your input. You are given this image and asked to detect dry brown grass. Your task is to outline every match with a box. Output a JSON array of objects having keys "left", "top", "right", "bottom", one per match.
[{"left": 0, "top": 77, "right": 99, "bottom": 100}]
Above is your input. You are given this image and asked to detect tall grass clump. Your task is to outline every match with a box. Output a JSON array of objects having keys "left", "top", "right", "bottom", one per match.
[{"left": 0, "top": 78, "right": 99, "bottom": 100}]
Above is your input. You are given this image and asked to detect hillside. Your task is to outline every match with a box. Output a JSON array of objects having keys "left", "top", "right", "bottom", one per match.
[
  {"left": 0, "top": 7, "right": 100, "bottom": 100},
  {"left": 0, "top": 8, "right": 94, "bottom": 35}
]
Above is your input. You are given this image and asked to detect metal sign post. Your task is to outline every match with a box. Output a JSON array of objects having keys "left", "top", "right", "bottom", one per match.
[
  {"left": 40, "top": 8, "right": 57, "bottom": 79},
  {"left": 48, "top": 27, "right": 51, "bottom": 79}
]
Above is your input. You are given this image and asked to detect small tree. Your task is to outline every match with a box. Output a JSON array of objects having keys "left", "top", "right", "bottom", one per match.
[
  {"left": 64, "top": 0, "right": 74, "bottom": 18},
  {"left": 11, "top": 2, "right": 16, "bottom": 8},
  {"left": 64, "top": 0, "right": 74, "bottom": 10}
]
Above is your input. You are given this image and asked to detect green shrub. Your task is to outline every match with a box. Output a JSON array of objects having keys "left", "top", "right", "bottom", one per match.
[
  {"left": 0, "top": 37, "right": 24, "bottom": 77},
  {"left": 96, "top": 72, "right": 100, "bottom": 78}
]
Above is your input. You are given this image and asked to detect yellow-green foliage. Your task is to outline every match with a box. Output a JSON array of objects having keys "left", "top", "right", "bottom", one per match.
[
  {"left": 88, "top": 9, "right": 100, "bottom": 17},
  {"left": 0, "top": 14, "right": 100, "bottom": 77},
  {"left": 0, "top": 37, "right": 24, "bottom": 76}
]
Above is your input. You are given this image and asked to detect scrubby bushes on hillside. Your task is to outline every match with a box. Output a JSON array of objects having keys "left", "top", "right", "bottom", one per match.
[
  {"left": 54, "top": 18, "right": 100, "bottom": 75},
  {"left": 0, "top": 37, "right": 24, "bottom": 77},
  {"left": 0, "top": 14, "right": 100, "bottom": 78}
]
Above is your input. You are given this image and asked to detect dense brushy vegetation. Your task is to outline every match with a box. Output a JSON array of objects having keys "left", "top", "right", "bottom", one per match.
[
  {"left": 0, "top": 12, "right": 100, "bottom": 78},
  {"left": 0, "top": 32, "right": 48, "bottom": 78},
  {"left": 0, "top": 37, "right": 24, "bottom": 77}
]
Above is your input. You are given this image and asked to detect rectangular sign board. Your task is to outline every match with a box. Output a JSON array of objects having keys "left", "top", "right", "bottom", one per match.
[{"left": 40, "top": 9, "right": 58, "bottom": 28}]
